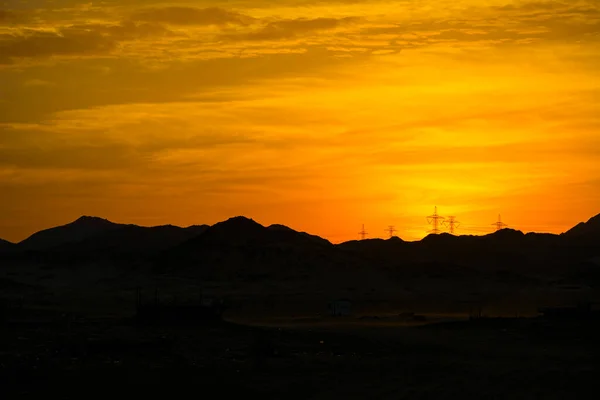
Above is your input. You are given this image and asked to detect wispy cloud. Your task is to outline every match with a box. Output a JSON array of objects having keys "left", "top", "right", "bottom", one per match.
[
  {"left": 219, "top": 16, "right": 361, "bottom": 41},
  {"left": 130, "top": 6, "right": 256, "bottom": 26}
]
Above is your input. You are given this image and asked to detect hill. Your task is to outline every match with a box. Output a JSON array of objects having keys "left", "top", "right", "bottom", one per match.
[
  {"left": 18, "top": 216, "right": 123, "bottom": 251},
  {"left": 0, "top": 238, "right": 15, "bottom": 251},
  {"left": 267, "top": 224, "right": 331, "bottom": 246},
  {"left": 155, "top": 216, "right": 358, "bottom": 282},
  {"left": 13, "top": 217, "right": 210, "bottom": 262},
  {"left": 50, "top": 224, "right": 210, "bottom": 258},
  {"left": 179, "top": 217, "right": 331, "bottom": 249},
  {"left": 563, "top": 214, "right": 600, "bottom": 247},
  {"left": 3, "top": 212, "right": 599, "bottom": 291},
  {"left": 2, "top": 213, "right": 599, "bottom": 314},
  {"left": 335, "top": 228, "right": 571, "bottom": 287}
]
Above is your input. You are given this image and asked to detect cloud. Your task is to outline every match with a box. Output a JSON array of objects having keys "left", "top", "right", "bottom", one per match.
[
  {"left": 494, "top": 1, "right": 600, "bottom": 15},
  {"left": 220, "top": 16, "right": 361, "bottom": 41},
  {"left": 0, "top": 29, "right": 114, "bottom": 63},
  {"left": 0, "top": 9, "right": 28, "bottom": 24},
  {"left": 0, "top": 47, "right": 361, "bottom": 123},
  {"left": 131, "top": 6, "right": 255, "bottom": 26},
  {"left": 0, "top": 143, "right": 138, "bottom": 170},
  {"left": 0, "top": 21, "right": 173, "bottom": 64}
]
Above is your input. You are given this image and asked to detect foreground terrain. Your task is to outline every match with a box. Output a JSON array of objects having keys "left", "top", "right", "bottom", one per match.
[{"left": 1, "top": 308, "right": 598, "bottom": 399}]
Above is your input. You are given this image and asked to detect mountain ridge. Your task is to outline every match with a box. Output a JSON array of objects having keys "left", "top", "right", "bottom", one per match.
[
  {"left": 5, "top": 213, "right": 599, "bottom": 262},
  {"left": 1, "top": 213, "right": 598, "bottom": 290},
  {"left": 0, "top": 238, "right": 15, "bottom": 251},
  {"left": 9, "top": 212, "right": 600, "bottom": 249},
  {"left": 15, "top": 216, "right": 211, "bottom": 255},
  {"left": 564, "top": 213, "right": 600, "bottom": 238},
  {"left": 18, "top": 216, "right": 122, "bottom": 251}
]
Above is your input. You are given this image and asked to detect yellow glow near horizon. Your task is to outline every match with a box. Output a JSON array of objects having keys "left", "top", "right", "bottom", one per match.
[{"left": 1, "top": 0, "right": 599, "bottom": 243}]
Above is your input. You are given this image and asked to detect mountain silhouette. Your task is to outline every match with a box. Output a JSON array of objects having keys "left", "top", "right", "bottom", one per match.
[
  {"left": 337, "top": 237, "right": 407, "bottom": 263},
  {"left": 4, "top": 213, "right": 599, "bottom": 289},
  {"left": 51, "top": 223, "right": 210, "bottom": 257},
  {"left": 267, "top": 224, "right": 332, "bottom": 246},
  {"left": 18, "top": 216, "right": 122, "bottom": 251},
  {"left": 15, "top": 216, "right": 210, "bottom": 260},
  {"left": 155, "top": 216, "right": 348, "bottom": 281},
  {"left": 337, "top": 228, "right": 565, "bottom": 272},
  {"left": 181, "top": 216, "right": 331, "bottom": 248},
  {"left": 197, "top": 216, "right": 269, "bottom": 244},
  {"left": 0, "top": 238, "right": 15, "bottom": 251},
  {"left": 563, "top": 214, "right": 600, "bottom": 242}
]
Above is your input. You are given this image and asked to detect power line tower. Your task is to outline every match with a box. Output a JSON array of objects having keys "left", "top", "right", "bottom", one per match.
[
  {"left": 427, "top": 206, "right": 445, "bottom": 234},
  {"left": 358, "top": 224, "right": 368, "bottom": 240},
  {"left": 444, "top": 216, "right": 460, "bottom": 235},
  {"left": 385, "top": 225, "right": 397, "bottom": 238},
  {"left": 492, "top": 214, "right": 508, "bottom": 231}
]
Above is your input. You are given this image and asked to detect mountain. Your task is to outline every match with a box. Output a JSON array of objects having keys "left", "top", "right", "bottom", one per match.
[
  {"left": 168, "top": 217, "right": 328, "bottom": 251},
  {"left": 2, "top": 212, "right": 599, "bottom": 301},
  {"left": 267, "top": 224, "right": 331, "bottom": 246},
  {"left": 337, "top": 228, "right": 564, "bottom": 272},
  {"left": 337, "top": 237, "right": 407, "bottom": 263},
  {"left": 15, "top": 216, "right": 210, "bottom": 259},
  {"left": 51, "top": 224, "right": 210, "bottom": 257},
  {"left": 183, "top": 217, "right": 331, "bottom": 248},
  {"left": 5, "top": 212, "right": 600, "bottom": 281},
  {"left": 564, "top": 213, "right": 600, "bottom": 241},
  {"left": 18, "top": 216, "right": 122, "bottom": 251},
  {"left": 155, "top": 216, "right": 349, "bottom": 281},
  {"left": 0, "top": 238, "right": 15, "bottom": 251}
]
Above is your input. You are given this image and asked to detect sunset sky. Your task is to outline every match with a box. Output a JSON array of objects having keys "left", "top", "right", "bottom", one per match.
[{"left": 1, "top": 0, "right": 599, "bottom": 243}]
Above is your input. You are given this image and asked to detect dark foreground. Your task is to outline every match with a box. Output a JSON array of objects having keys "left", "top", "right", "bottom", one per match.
[{"left": 1, "top": 313, "right": 598, "bottom": 399}]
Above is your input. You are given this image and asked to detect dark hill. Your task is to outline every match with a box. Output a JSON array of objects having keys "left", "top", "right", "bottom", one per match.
[
  {"left": 186, "top": 217, "right": 331, "bottom": 248},
  {"left": 338, "top": 228, "right": 561, "bottom": 269},
  {"left": 18, "top": 216, "right": 122, "bottom": 251},
  {"left": 197, "top": 216, "right": 268, "bottom": 245},
  {"left": 267, "top": 224, "right": 331, "bottom": 246},
  {"left": 425, "top": 229, "right": 565, "bottom": 268},
  {"left": 155, "top": 216, "right": 350, "bottom": 281},
  {"left": 0, "top": 238, "right": 15, "bottom": 251},
  {"left": 555, "top": 214, "right": 600, "bottom": 259},
  {"left": 337, "top": 237, "right": 409, "bottom": 264},
  {"left": 51, "top": 224, "right": 210, "bottom": 257},
  {"left": 565, "top": 213, "right": 600, "bottom": 237},
  {"left": 5, "top": 212, "right": 599, "bottom": 286}
]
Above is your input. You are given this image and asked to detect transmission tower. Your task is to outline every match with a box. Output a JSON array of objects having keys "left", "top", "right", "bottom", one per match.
[
  {"left": 358, "top": 224, "right": 368, "bottom": 240},
  {"left": 385, "top": 225, "right": 397, "bottom": 238},
  {"left": 444, "top": 216, "right": 460, "bottom": 235},
  {"left": 492, "top": 214, "right": 508, "bottom": 231},
  {"left": 427, "top": 206, "right": 445, "bottom": 234}
]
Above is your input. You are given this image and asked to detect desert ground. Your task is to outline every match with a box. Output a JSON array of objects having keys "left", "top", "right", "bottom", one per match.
[{"left": 2, "top": 279, "right": 598, "bottom": 399}]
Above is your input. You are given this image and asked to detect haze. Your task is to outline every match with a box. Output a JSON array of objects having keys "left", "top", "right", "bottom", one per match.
[{"left": 1, "top": 0, "right": 599, "bottom": 242}]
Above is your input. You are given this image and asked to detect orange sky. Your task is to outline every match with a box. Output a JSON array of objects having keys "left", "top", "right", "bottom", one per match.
[{"left": 1, "top": 0, "right": 599, "bottom": 243}]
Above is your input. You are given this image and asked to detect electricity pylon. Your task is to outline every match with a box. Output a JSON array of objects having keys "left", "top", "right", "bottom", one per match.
[
  {"left": 358, "top": 224, "right": 368, "bottom": 240},
  {"left": 492, "top": 214, "right": 508, "bottom": 231},
  {"left": 385, "top": 225, "right": 397, "bottom": 238},
  {"left": 427, "top": 206, "right": 445, "bottom": 234},
  {"left": 444, "top": 216, "right": 460, "bottom": 235}
]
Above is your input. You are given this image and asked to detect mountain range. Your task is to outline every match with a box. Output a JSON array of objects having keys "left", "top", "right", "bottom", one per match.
[
  {"left": 1, "top": 216, "right": 209, "bottom": 261},
  {"left": 0, "top": 238, "right": 14, "bottom": 251},
  {"left": 1, "top": 213, "right": 598, "bottom": 286}
]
